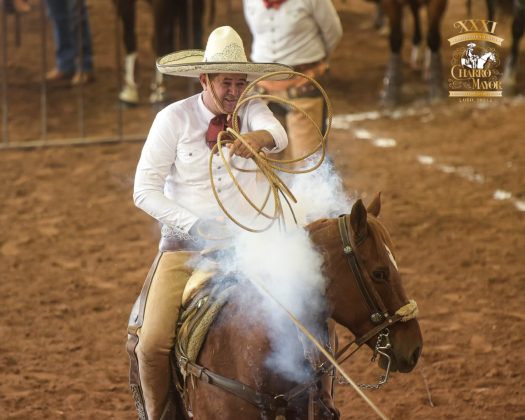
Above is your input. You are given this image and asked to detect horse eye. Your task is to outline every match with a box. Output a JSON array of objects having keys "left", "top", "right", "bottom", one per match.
[{"left": 372, "top": 270, "right": 388, "bottom": 282}]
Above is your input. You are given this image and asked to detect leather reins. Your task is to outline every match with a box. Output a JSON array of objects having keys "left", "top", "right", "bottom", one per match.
[{"left": 178, "top": 354, "right": 327, "bottom": 416}]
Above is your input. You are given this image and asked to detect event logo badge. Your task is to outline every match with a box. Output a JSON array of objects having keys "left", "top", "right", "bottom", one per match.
[{"left": 448, "top": 20, "right": 504, "bottom": 101}]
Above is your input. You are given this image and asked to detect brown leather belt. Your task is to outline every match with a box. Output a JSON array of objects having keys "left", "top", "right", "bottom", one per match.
[{"left": 293, "top": 60, "right": 323, "bottom": 73}]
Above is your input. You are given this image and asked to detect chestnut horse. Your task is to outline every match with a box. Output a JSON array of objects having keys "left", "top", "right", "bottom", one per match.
[
  {"left": 382, "top": 0, "right": 448, "bottom": 105},
  {"left": 113, "top": 0, "right": 207, "bottom": 105},
  {"left": 173, "top": 196, "right": 423, "bottom": 419}
]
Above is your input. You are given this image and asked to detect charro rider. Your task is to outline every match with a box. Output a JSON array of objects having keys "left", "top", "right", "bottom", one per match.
[
  {"left": 463, "top": 42, "right": 479, "bottom": 69},
  {"left": 127, "top": 26, "right": 292, "bottom": 419}
]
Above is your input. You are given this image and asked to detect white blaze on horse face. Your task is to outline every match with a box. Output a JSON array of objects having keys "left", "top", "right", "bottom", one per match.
[{"left": 385, "top": 245, "right": 398, "bottom": 271}]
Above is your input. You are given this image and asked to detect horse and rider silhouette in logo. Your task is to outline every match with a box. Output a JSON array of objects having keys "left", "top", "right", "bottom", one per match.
[{"left": 461, "top": 42, "right": 497, "bottom": 69}]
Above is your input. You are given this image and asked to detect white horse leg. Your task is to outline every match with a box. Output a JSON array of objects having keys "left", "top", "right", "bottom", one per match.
[
  {"left": 119, "top": 52, "right": 139, "bottom": 105},
  {"left": 149, "top": 66, "right": 167, "bottom": 104},
  {"left": 410, "top": 42, "right": 424, "bottom": 71}
]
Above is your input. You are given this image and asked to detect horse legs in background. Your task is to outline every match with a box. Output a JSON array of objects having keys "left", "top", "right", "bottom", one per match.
[
  {"left": 381, "top": 0, "right": 446, "bottom": 105},
  {"left": 381, "top": 0, "right": 404, "bottom": 105},
  {"left": 148, "top": 0, "right": 176, "bottom": 104},
  {"left": 115, "top": 0, "right": 176, "bottom": 105},
  {"left": 467, "top": 0, "right": 496, "bottom": 20},
  {"left": 372, "top": 0, "right": 386, "bottom": 31},
  {"left": 503, "top": 0, "right": 525, "bottom": 95},
  {"left": 179, "top": 0, "right": 205, "bottom": 50},
  {"left": 425, "top": 0, "right": 447, "bottom": 101},
  {"left": 408, "top": 0, "right": 424, "bottom": 71}
]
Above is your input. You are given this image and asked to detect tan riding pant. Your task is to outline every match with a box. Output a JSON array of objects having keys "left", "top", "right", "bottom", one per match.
[
  {"left": 134, "top": 251, "right": 196, "bottom": 420},
  {"left": 272, "top": 96, "right": 325, "bottom": 164}
]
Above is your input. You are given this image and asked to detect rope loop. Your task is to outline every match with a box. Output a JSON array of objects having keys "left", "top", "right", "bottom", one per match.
[{"left": 209, "top": 70, "right": 334, "bottom": 233}]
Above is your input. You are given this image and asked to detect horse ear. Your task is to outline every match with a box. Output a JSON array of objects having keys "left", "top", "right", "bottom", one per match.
[
  {"left": 350, "top": 199, "right": 367, "bottom": 239},
  {"left": 367, "top": 192, "right": 381, "bottom": 217}
]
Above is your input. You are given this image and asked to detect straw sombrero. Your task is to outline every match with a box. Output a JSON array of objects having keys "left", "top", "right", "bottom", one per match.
[{"left": 156, "top": 26, "right": 292, "bottom": 81}]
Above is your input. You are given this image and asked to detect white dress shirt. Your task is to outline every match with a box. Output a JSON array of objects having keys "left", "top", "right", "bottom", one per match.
[
  {"left": 243, "top": 0, "right": 343, "bottom": 66},
  {"left": 133, "top": 93, "right": 288, "bottom": 235}
]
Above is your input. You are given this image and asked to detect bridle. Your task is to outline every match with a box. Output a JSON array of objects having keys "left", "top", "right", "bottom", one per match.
[
  {"left": 334, "top": 214, "right": 418, "bottom": 388},
  {"left": 337, "top": 214, "right": 388, "bottom": 324}
]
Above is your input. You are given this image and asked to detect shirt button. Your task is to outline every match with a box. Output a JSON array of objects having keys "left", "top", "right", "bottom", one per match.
[
  {"left": 217, "top": 189, "right": 221, "bottom": 193},
  {"left": 218, "top": 177, "right": 222, "bottom": 181}
]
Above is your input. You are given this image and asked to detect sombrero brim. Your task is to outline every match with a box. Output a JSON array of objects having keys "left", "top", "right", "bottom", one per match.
[{"left": 156, "top": 50, "right": 293, "bottom": 81}]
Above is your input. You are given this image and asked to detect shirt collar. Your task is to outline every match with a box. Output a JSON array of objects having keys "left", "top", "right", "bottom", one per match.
[{"left": 198, "top": 92, "right": 216, "bottom": 122}]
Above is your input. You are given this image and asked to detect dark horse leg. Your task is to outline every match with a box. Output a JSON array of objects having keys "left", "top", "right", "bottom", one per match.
[
  {"left": 409, "top": 0, "right": 424, "bottom": 71},
  {"left": 149, "top": 0, "right": 176, "bottom": 104},
  {"left": 426, "top": 0, "right": 447, "bottom": 101},
  {"left": 178, "top": 0, "right": 205, "bottom": 49},
  {"left": 114, "top": 0, "right": 176, "bottom": 104},
  {"left": 487, "top": 0, "right": 496, "bottom": 21},
  {"left": 503, "top": 0, "right": 525, "bottom": 95},
  {"left": 372, "top": 0, "right": 385, "bottom": 30},
  {"left": 466, "top": 0, "right": 495, "bottom": 20},
  {"left": 115, "top": 0, "right": 140, "bottom": 104},
  {"left": 381, "top": 0, "right": 404, "bottom": 105}
]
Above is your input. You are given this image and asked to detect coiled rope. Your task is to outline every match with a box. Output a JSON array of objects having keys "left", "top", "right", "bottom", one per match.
[{"left": 207, "top": 70, "right": 334, "bottom": 233}]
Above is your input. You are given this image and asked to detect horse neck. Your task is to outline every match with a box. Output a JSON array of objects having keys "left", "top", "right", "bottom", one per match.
[{"left": 307, "top": 219, "right": 356, "bottom": 324}]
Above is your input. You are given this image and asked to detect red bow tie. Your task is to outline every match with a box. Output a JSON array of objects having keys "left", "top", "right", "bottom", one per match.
[
  {"left": 263, "top": 0, "right": 286, "bottom": 9},
  {"left": 205, "top": 114, "right": 240, "bottom": 150}
]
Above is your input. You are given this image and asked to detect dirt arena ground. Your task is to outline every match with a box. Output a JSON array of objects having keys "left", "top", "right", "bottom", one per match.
[{"left": 1, "top": 0, "right": 524, "bottom": 419}]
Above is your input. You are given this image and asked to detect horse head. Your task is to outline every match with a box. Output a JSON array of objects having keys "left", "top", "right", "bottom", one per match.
[
  {"left": 478, "top": 51, "right": 497, "bottom": 68},
  {"left": 307, "top": 194, "right": 422, "bottom": 374}
]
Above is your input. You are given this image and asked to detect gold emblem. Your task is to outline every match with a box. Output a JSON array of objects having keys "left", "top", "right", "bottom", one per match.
[{"left": 448, "top": 20, "right": 504, "bottom": 101}]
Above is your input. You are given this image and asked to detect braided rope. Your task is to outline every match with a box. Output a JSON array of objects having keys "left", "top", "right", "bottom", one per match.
[{"left": 395, "top": 299, "right": 419, "bottom": 322}]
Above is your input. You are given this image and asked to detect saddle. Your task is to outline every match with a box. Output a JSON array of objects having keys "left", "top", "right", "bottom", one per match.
[
  {"left": 171, "top": 274, "right": 339, "bottom": 420},
  {"left": 176, "top": 277, "right": 235, "bottom": 372},
  {"left": 172, "top": 275, "right": 236, "bottom": 415}
]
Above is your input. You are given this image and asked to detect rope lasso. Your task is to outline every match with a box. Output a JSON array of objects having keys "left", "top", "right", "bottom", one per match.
[{"left": 208, "top": 70, "right": 334, "bottom": 232}]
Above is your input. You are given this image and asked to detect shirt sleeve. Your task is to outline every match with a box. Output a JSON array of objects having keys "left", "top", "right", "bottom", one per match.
[
  {"left": 133, "top": 110, "right": 199, "bottom": 233},
  {"left": 244, "top": 98, "right": 288, "bottom": 152},
  {"left": 312, "top": 0, "right": 343, "bottom": 57}
]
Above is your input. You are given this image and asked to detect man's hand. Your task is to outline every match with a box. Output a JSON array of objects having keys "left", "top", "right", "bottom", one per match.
[{"left": 228, "top": 130, "right": 275, "bottom": 159}]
